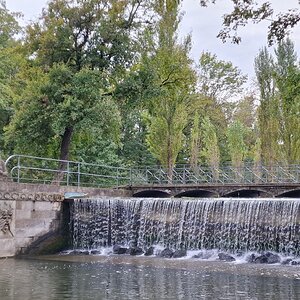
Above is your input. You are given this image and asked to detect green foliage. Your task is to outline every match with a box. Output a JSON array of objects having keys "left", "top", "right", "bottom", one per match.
[
  {"left": 255, "top": 39, "right": 300, "bottom": 165},
  {"left": 198, "top": 51, "right": 247, "bottom": 103},
  {"left": 200, "top": 116, "right": 220, "bottom": 170},
  {"left": 227, "top": 121, "right": 248, "bottom": 168},
  {"left": 146, "top": 97, "right": 188, "bottom": 168},
  {"left": 143, "top": 0, "right": 195, "bottom": 179},
  {"left": 189, "top": 112, "right": 200, "bottom": 170},
  {"left": 5, "top": 64, "right": 121, "bottom": 160}
]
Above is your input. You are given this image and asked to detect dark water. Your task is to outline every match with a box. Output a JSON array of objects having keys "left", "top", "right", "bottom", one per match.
[{"left": 1, "top": 256, "right": 300, "bottom": 300}]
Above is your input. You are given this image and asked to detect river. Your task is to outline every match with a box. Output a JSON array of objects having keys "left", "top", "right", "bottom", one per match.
[{"left": 1, "top": 255, "right": 300, "bottom": 299}]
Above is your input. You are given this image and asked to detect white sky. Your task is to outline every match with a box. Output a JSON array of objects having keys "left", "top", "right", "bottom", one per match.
[{"left": 6, "top": 0, "right": 300, "bottom": 83}]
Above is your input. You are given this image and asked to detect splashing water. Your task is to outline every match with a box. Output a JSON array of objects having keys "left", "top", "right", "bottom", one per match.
[{"left": 70, "top": 198, "right": 300, "bottom": 256}]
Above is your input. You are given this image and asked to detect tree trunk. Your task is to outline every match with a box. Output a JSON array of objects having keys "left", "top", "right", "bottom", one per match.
[{"left": 53, "top": 126, "right": 74, "bottom": 185}]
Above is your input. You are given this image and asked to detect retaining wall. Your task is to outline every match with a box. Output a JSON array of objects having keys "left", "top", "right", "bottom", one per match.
[{"left": 0, "top": 181, "right": 131, "bottom": 257}]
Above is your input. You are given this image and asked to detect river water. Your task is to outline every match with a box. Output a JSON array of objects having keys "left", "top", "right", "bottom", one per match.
[{"left": 1, "top": 255, "right": 300, "bottom": 300}]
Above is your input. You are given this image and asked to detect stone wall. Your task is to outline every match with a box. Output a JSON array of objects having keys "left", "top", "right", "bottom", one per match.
[
  {"left": 0, "top": 181, "right": 132, "bottom": 257},
  {"left": 0, "top": 188, "right": 63, "bottom": 257}
]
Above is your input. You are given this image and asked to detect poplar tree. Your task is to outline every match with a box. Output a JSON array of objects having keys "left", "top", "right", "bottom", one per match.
[
  {"left": 145, "top": 0, "right": 195, "bottom": 182},
  {"left": 227, "top": 120, "right": 248, "bottom": 181},
  {"left": 200, "top": 116, "right": 220, "bottom": 181},
  {"left": 255, "top": 47, "right": 281, "bottom": 165},
  {"left": 274, "top": 39, "right": 300, "bottom": 163}
]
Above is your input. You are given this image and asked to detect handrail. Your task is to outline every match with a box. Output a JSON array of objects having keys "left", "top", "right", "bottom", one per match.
[
  {"left": 4, "top": 154, "right": 300, "bottom": 187},
  {"left": 5, "top": 154, "right": 132, "bottom": 188}
]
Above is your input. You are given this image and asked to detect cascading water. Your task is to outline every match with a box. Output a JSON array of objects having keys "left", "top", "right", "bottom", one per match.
[{"left": 70, "top": 198, "right": 300, "bottom": 257}]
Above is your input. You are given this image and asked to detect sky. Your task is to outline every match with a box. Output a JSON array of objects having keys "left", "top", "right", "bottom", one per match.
[{"left": 6, "top": 0, "right": 300, "bottom": 84}]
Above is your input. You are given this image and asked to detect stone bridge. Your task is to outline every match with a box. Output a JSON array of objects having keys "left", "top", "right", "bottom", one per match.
[{"left": 130, "top": 183, "right": 300, "bottom": 198}]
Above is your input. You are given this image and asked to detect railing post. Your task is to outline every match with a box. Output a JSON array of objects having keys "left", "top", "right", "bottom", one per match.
[
  {"left": 66, "top": 161, "right": 70, "bottom": 186},
  {"left": 129, "top": 168, "right": 132, "bottom": 186},
  {"left": 77, "top": 162, "right": 81, "bottom": 187},
  {"left": 116, "top": 167, "right": 119, "bottom": 187},
  {"left": 17, "top": 156, "right": 20, "bottom": 183}
]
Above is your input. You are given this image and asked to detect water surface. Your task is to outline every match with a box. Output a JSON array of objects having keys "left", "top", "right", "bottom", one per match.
[{"left": 1, "top": 255, "right": 300, "bottom": 300}]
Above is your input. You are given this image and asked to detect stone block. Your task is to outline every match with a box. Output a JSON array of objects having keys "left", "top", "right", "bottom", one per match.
[
  {"left": 0, "top": 238, "right": 15, "bottom": 257},
  {"left": 30, "top": 210, "right": 57, "bottom": 219}
]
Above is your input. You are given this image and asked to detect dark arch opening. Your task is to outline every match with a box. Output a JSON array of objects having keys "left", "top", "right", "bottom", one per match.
[
  {"left": 133, "top": 190, "right": 171, "bottom": 198},
  {"left": 276, "top": 189, "right": 300, "bottom": 198},
  {"left": 175, "top": 190, "right": 218, "bottom": 198},
  {"left": 222, "top": 189, "right": 271, "bottom": 198}
]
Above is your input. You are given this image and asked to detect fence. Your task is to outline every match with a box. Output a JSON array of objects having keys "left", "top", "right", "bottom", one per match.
[
  {"left": 5, "top": 155, "right": 300, "bottom": 187},
  {"left": 5, "top": 155, "right": 131, "bottom": 188}
]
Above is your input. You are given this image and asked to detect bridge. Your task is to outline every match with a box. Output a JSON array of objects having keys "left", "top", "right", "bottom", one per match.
[{"left": 3, "top": 154, "right": 300, "bottom": 198}]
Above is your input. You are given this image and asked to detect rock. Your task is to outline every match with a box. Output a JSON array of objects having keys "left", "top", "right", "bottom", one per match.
[
  {"left": 282, "top": 259, "right": 293, "bottom": 265},
  {"left": 218, "top": 253, "right": 235, "bottom": 262},
  {"left": 291, "top": 260, "right": 300, "bottom": 266},
  {"left": 173, "top": 249, "right": 187, "bottom": 258},
  {"left": 69, "top": 250, "right": 89, "bottom": 255},
  {"left": 265, "top": 252, "right": 281, "bottom": 264},
  {"left": 144, "top": 247, "right": 154, "bottom": 256},
  {"left": 90, "top": 250, "right": 101, "bottom": 255},
  {"left": 247, "top": 253, "right": 257, "bottom": 263},
  {"left": 129, "top": 247, "right": 144, "bottom": 256},
  {"left": 158, "top": 248, "right": 174, "bottom": 258},
  {"left": 192, "top": 251, "right": 213, "bottom": 259},
  {"left": 253, "top": 255, "right": 268, "bottom": 264},
  {"left": 253, "top": 252, "right": 280, "bottom": 264},
  {"left": 113, "top": 245, "right": 127, "bottom": 255}
]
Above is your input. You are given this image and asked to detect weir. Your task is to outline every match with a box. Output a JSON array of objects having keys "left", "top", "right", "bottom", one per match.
[{"left": 70, "top": 197, "right": 300, "bottom": 257}]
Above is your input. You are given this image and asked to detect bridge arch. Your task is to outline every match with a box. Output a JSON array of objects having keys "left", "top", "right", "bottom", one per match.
[
  {"left": 276, "top": 189, "right": 300, "bottom": 198},
  {"left": 222, "top": 188, "right": 272, "bottom": 198},
  {"left": 132, "top": 190, "right": 171, "bottom": 198},
  {"left": 174, "top": 189, "right": 219, "bottom": 198}
]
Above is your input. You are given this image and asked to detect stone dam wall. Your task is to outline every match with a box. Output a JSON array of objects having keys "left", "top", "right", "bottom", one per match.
[{"left": 0, "top": 181, "right": 130, "bottom": 257}]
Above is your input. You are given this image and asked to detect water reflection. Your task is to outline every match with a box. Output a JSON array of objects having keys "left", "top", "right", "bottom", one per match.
[{"left": 0, "top": 256, "right": 300, "bottom": 300}]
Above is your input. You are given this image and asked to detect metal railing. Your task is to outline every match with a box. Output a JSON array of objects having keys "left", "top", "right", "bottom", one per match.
[
  {"left": 130, "top": 164, "right": 300, "bottom": 185},
  {"left": 4, "top": 154, "right": 300, "bottom": 187},
  {"left": 5, "top": 155, "right": 131, "bottom": 188}
]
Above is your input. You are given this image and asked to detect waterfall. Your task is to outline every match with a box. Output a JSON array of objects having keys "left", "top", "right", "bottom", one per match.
[{"left": 70, "top": 198, "right": 300, "bottom": 256}]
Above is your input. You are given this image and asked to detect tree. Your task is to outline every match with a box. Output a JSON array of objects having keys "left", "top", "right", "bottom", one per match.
[
  {"left": 0, "top": 1, "right": 23, "bottom": 154},
  {"left": 194, "top": 52, "right": 246, "bottom": 163},
  {"left": 200, "top": 116, "right": 220, "bottom": 180},
  {"left": 197, "top": 51, "right": 247, "bottom": 103},
  {"left": 227, "top": 120, "right": 248, "bottom": 173},
  {"left": 255, "top": 46, "right": 281, "bottom": 165},
  {"left": 6, "top": 0, "right": 152, "bottom": 165},
  {"left": 189, "top": 112, "right": 200, "bottom": 171},
  {"left": 145, "top": 0, "right": 196, "bottom": 181},
  {"left": 198, "top": 0, "right": 300, "bottom": 45},
  {"left": 274, "top": 39, "right": 300, "bottom": 163},
  {"left": 255, "top": 39, "right": 300, "bottom": 165}
]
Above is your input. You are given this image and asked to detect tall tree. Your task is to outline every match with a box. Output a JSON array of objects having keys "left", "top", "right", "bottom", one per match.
[
  {"left": 145, "top": 0, "right": 196, "bottom": 181},
  {"left": 227, "top": 120, "right": 248, "bottom": 176},
  {"left": 255, "top": 47, "right": 281, "bottom": 165},
  {"left": 274, "top": 39, "right": 300, "bottom": 163},
  {"left": 5, "top": 0, "right": 152, "bottom": 164},
  {"left": 195, "top": 52, "right": 246, "bottom": 162},
  {"left": 197, "top": 51, "right": 247, "bottom": 103},
  {"left": 200, "top": 116, "right": 220, "bottom": 180},
  {"left": 0, "top": 1, "right": 22, "bottom": 154}
]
